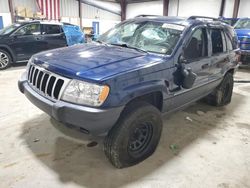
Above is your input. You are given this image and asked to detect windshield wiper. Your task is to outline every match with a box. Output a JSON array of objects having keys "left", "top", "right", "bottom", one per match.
[
  {"left": 95, "top": 40, "right": 108, "bottom": 45},
  {"left": 110, "top": 43, "right": 148, "bottom": 54}
]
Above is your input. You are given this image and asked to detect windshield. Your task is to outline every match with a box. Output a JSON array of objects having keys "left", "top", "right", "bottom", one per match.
[
  {"left": 98, "top": 21, "right": 185, "bottom": 55},
  {"left": 234, "top": 19, "right": 250, "bottom": 29},
  {"left": 0, "top": 24, "right": 20, "bottom": 35}
]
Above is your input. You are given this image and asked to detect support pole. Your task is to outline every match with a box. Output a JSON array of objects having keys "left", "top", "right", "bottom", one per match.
[
  {"left": 219, "top": 0, "right": 226, "bottom": 17},
  {"left": 8, "top": 0, "right": 14, "bottom": 23},
  {"left": 120, "top": 0, "right": 126, "bottom": 21},
  {"left": 233, "top": 0, "right": 240, "bottom": 18},
  {"left": 163, "top": 0, "right": 169, "bottom": 16},
  {"left": 79, "top": 0, "right": 82, "bottom": 29}
]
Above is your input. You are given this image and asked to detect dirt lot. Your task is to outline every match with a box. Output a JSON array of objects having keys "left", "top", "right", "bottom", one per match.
[{"left": 0, "top": 66, "right": 249, "bottom": 188}]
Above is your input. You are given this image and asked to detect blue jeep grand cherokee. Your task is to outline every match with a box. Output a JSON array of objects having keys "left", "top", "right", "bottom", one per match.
[
  {"left": 19, "top": 16, "right": 239, "bottom": 168},
  {"left": 234, "top": 18, "right": 250, "bottom": 67}
]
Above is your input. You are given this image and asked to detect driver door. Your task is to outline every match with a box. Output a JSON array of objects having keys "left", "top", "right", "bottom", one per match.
[
  {"left": 9, "top": 23, "right": 44, "bottom": 61},
  {"left": 170, "top": 27, "right": 211, "bottom": 109}
]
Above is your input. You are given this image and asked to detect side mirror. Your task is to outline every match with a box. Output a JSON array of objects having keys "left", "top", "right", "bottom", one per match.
[{"left": 181, "top": 68, "right": 197, "bottom": 89}]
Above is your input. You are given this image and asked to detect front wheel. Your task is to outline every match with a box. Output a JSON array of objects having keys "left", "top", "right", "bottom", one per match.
[
  {"left": 104, "top": 101, "right": 162, "bottom": 168},
  {"left": 0, "top": 49, "right": 12, "bottom": 70}
]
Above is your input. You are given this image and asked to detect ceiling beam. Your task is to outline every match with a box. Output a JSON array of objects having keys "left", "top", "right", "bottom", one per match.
[{"left": 80, "top": 0, "right": 121, "bottom": 16}]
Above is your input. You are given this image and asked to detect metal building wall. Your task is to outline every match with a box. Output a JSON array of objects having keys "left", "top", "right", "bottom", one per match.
[
  {"left": 60, "top": 0, "right": 79, "bottom": 17},
  {"left": 81, "top": 3, "right": 120, "bottom": 21},
  {"left": 13, "top": 0, "right": 38, "bottom": 12},
  {"left": 238, "top": 0, "right": 250, "bottom": 17},
  {"left": 0, "top": 0, "right": 10, "bottom": 13}
]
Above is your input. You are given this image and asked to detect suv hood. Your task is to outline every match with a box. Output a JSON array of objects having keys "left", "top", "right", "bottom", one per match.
[
  {"left": 235, "top": 29, "right": 250, "bottom": 37},
  {"left": 33, "top": 43, "right": 163, "bottom": 81}
]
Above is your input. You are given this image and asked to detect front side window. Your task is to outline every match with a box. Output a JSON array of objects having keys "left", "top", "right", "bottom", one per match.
[
  {"left": 98, "top": 21, "right": 185, "bottom": 55},
  {"left": 14, "top": 24, "right": 40, "bottom": 36},
  {"left": 42, "top": 24, "right": 61, "bottom": 34},
  {"left": 210, "top": 29, "right": 226, "bottom": 54},
  {"left": 184, "top": 28, "right": 208, "bottom": 60}
]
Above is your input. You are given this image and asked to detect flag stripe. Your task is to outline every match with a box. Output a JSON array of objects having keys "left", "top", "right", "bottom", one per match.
[{"left": 37, "top": 0, "right": 60, "bottom": 20}]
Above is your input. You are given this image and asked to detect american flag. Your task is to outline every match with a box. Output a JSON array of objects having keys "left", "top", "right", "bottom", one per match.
[{"left": 36, "top": 0, "right": 60, "bottom": 20}]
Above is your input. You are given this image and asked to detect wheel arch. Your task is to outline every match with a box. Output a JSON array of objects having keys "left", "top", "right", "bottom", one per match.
[
  {"left": 0, "top": 45, "right": 15, "bottom": 63},
  {"left": 122, "top": 90, "right": 164, "bottom": 112}
]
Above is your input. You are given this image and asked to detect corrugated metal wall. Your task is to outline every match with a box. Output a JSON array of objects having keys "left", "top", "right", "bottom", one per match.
[
  {"left": 60, "top": 0, "right": 79, "bottom": 17},
  {"left": 0, "top": 0, "right": 10, "bottom": 13},
  {"left": 82, "top": 3, "right": 120, "bottom": 20}
]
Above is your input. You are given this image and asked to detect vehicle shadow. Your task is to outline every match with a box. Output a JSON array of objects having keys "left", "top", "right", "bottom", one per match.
[
  {"left": 20, "top": 93, "right": 244, "bottom": 188},
  {"left": 1, "top": 62, "right": 27, "bottom": 72}
]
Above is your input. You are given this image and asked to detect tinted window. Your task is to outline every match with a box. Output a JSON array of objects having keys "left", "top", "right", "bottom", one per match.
[
  {"left": 184, "top": 28, "right": 208, "bottom": 60},
  {"left": 43, "top": 24, "right": 61, "bottom": 34},
  {"left": 15, "top": 24, "right": 40, "bottom": 36},
  {"left": 210, "top": 29, "right": 226, "bottom": 54}
]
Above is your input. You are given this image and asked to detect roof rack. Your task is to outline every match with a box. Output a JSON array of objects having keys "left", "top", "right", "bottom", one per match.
[
  {"left": 135, "top": 15, "right": 161, "bottom": 18},
  {"left": 187, "top": 16, "right": 221, "bottom": 21}
]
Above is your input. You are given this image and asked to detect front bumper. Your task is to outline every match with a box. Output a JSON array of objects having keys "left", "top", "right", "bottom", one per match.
[
  {"left": 239, "top": 50, "right": 250, "bottom": 67},
  {"left": 18, "top": 78, "right": 124, "bottom": 136},
  {"left": 240, "top": 50, "right": 250, "bottom": 56}
]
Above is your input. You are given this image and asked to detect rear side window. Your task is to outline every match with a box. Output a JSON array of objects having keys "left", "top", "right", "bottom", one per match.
[
  {"left": 210, "top": 28, "right": 226, "bottom": 54},
  {"left": 42, "top": 24, "right": 61, "bottom": 34},
  {"left": 184, "top": 28, "right": 208, "bottom": 60}
]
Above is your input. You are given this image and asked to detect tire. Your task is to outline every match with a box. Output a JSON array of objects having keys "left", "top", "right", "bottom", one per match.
[
  {"left": 205, "top": 73, "right": 234, "bottom": 106},
  {"left": 104, "top": 101, "right": 162, "bottom": 168},
  {"left": 0, "top": 49, "right": 12, "bottom": 70}
]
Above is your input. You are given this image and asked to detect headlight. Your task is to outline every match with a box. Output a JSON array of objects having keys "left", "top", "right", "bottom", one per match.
[{"left": 61, "top": 79, "right": 110, "bottom": 107}]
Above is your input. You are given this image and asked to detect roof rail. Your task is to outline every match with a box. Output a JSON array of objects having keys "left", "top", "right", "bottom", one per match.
[
  {"left": 135, "top": 14, "right": 161, "bottom": 18},
  {"left": 188, "top": 16, "right": 221, "bottom": 22}
]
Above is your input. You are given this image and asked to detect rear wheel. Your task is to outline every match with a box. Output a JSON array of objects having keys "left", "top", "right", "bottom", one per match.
[
  {"left": 0, "top": 49, "right": 11, "bottom": 70},
  {"left": 204, "top": 73, "right": 234, "bottom": 106},
  {"left": 104, "top": 101, "right": 162, "bottom": 168}
]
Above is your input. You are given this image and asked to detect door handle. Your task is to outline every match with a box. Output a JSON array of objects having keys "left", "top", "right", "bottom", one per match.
[
  {"left": 201, "top": 63, "right": 209, "bottom": 69},
  {"left": 35, "top": 36, "right": 43, "bottom": 41}
]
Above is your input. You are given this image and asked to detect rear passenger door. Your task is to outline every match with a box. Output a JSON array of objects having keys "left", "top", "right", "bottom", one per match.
[
  {"left": 209, "top": 27, "right": 229, "bottom": 80},
  {"left": 41, "top": 24, "right": 67, "bottom": 50}
]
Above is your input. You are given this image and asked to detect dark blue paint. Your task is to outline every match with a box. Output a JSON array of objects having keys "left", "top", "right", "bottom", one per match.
[
  {"left": 0, "top": 16, "right": 3, "bottom": 29},
  {"left": 92, "top": 21, "right": 99, "bottom": 35}
]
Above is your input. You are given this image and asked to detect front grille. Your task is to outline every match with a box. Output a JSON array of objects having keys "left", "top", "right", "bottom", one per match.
[
  {"left": 27, "top": 64, "right": 69, "bottom": 101},
  {"left": 239, "top": 37, "right": 250, "bottom": 43},
  {"left": 241, "top": 43, "right": 250, "bottom": 50}
]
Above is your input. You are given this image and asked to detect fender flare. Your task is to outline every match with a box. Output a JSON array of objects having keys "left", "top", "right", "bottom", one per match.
[{"left": 117, "top": 80, "right": 168, "bottom": 106}]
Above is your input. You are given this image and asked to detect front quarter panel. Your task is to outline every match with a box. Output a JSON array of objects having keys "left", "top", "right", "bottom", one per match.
[{"left": 102, "top": 59, "right": 174, "bottom": 109}]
